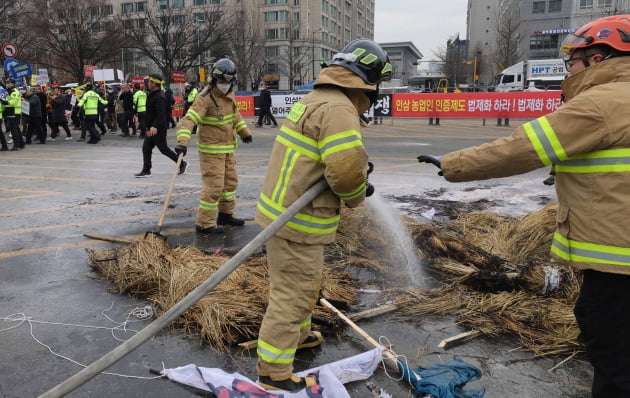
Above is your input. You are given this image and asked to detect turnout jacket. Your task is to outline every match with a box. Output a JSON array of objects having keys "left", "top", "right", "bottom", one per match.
[
  {"left": 255, "top": 69, "right": 370, "bottom": 245},
  {"left": 176, "top": 86, "right": 251, "bottom": 153},
  {"left": 441, "top": 56, "right": 630, "bottom": 276}
]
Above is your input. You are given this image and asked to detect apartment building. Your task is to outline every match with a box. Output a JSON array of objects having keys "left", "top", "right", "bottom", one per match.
[
  {"left": 108, "top": 0, "right": 374, "bottom": 90},
  {"left": 466, "top": 0, "right": 630, "bottom": 85}
]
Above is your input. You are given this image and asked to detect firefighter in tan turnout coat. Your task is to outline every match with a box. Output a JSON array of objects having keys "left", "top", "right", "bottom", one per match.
[
  {"left": 175, "top": 58, "right": 252, "bottom": 233},
  {"left": 419, "top": 15, "right": 630, "bottom": 398},
  {"left": 254, "top": 39, "right": 392, "bottom": 392}
]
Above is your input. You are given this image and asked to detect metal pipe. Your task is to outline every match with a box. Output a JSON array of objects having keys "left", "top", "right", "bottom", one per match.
[{"left": 39, "top": 179, "right": 330, "bottom": 398}]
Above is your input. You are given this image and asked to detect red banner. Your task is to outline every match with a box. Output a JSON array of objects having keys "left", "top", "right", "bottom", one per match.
[
  {"left": 172, "top": 71, "right": 186, "bottom": 83},
  {"left": 235, "top": 96, "right": 255, "bottom": 117},
  {"left": 131, "top": 76, "right": 144, "bottom": 84},
  {"left": 83, "top": 65, "right": 96, "bottom": 78},
  {"left": 391, "top": 91, "right": 564, "bottom": 118},
  {"left": 172, "top": 96, "right": 184, "bottom": 117}
]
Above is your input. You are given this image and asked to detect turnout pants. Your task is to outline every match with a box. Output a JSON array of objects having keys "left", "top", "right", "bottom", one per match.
[
  {"left": 257, "top": 236, "right": 324, "bottom": 379},
  {"left": 196, "top": 152, "right": 238, "bottom": 228},
  {"left": 574, "top": 270, "right": 630, "bottom": 398}
]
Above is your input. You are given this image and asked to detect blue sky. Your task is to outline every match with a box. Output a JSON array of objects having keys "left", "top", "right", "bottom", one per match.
[{"left": 374, "top": 0, "right": 468, "bottom": 60}]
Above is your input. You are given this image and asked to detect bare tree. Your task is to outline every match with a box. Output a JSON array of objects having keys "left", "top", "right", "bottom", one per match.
[
  {"left": 31, "top": 0, "right": 124, "bottom": 83},
  {"left": 494, "top": 6, "right": 520, "bottom": 72},
  {"left": 121, "top": 3, "right": 233, "bottom": 85},
  {"left": 285, "top": 23, "right": 311, "bottom": 89},
  {"left": 0, "top": 2, "right": 44, "bottom": 80},
  {"left": 226, "top": 7, "right": 268, "bottom": 91}
]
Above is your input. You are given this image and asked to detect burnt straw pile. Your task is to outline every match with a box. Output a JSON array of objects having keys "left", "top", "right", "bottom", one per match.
[{"left": 88, "top": 201, "right": 582, "bottom": 358}]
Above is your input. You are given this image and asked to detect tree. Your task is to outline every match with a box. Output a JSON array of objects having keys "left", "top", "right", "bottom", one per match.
[
  {"left": 31, "top": 0, "right": 125, "bottom": 83},
  {"left": 0, "top": 2, "right": 43, "bottom": 81},
  {"left": 494, "top": 6, "right": 520, "bottom": 73},
  {"left": 225, "top": 7, "right": 268, "bottom": 91},
  {"left": 121, "top": 2, "right": 234, "bottom": 85}
]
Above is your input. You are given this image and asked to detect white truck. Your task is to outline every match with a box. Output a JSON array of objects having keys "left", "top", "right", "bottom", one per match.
[{"left": 493, "top": 59, "right": 566, "bottom": 92}]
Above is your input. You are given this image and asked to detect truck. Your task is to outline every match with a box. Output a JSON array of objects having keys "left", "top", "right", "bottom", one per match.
[{"left": 493, "top": 59, "right": 566, "bottom": 92}]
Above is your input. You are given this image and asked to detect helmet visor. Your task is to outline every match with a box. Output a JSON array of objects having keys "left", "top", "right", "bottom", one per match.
[{"left": 560, "top": 33, "right": 593, "bottom": 59}]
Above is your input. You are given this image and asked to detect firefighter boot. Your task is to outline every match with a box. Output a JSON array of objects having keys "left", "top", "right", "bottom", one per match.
[
  {"left": 257, "top": 374, "right": 317, "bottom": 392},
  {"left": 217, "top": 212, "right": 245, "bottom": 226}
]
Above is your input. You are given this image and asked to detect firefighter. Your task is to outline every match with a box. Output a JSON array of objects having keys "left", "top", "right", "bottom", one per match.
[
  {"left": 174, "top": 58, "right": 252, "bottom": 233},
  {"left": 418, "top": 15, "right": 630, "bottom": 398},
  {"left": 78, "top": 84, "right": 108, "bottom": 144},
  {"left": 254, "top": 38, "right": 391, "bottom": 392}
]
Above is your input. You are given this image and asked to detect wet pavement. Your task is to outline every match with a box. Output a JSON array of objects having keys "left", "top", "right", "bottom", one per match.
[{"left": 0, "top": 119, "right": 591, "bottom": 397}]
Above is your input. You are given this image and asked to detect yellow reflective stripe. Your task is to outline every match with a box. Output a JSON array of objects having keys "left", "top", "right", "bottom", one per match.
[
  {"left": 257, "top": 339, "right": 296, "bottom": 364},
  {"left": 200, "top": 113, "right": 236, "bottom": 126},
  {"left": 335, "top": 181, "right": 366, "bottom": 201},
  {"left": 199, "top": 199, "right": 218, "bottom": 211},
  {"left": 177, "top": 130, "right": 191, "bottom": 140},
  {"left": 554, "top": 149, "right": 630, "bottom": 173},
  {"left": 234, "top": 120, "right": 247, "bottom": 133},
  {"left": 272, "top": 149, "right": 299, "bottom": 205},
  {"left": 277, "top": 126, "right": 321, "bottom": 162},
  {"left": 258, "top": 193, "right": 339, "bottom": 235},
  {"left": 300, "top": 315, "right": 312, "bottom": 328},
  {"left": 187, "top": 109, "right": 201, "bottom": 124},
  {"left": 221, "top": 190, "right": 236, "bottom": 200},
  {"left": 552, "top": 232, "right": 630, "bottom": 266},
  {"left": 523, "top": 117, "right": 568, "bottom": 166},
  {"left": 197, "top": 142, "right": 236, "bottom": 154},
  {"left": 319, "top": 130, "right": 363, "bottom": 161}
]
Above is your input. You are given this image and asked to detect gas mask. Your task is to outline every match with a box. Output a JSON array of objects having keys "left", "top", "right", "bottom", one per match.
[{"left": 217, "top": 82, "right": 232, "bottom": 94}]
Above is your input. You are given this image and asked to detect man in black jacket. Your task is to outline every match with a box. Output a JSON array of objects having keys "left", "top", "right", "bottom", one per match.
[
  {"left": 164, "top": 85, "right": 176, "bottom": 128},
  {"left": 134, "top": 74, "right": 186, "bottom": 178},
  {"left": 255, "top": 83, "right": 277, "bottom": 127},
  {"left": 117, "top": 84, "right": 134, "bottom": 137}
]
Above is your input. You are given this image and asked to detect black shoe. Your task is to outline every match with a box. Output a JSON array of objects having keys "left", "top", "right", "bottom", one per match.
[
  {"left": 139, "top": 134, "right": 145, "bottom": 139},
  {"left": 119, "top": 133, "right": 130, "bottom": 137},
  {"left": 257, "top": 374, "right": 317, "bottom": 392},
  {"left": 78, "top": 138, "right": 85, "bottom": 142},
  {"left": 0, "top": 146, "right": 7, "bottom": 151},
  {"left": 195, "top": 225, "right": 224, "bottom": 234},
  {"left": 217, "top": 212, "right": 245, "bottom": 226},
  {"left": 178, "top": 160, "right": 188, "bottom": 175},
  {"left": 297, "top": 331, "right": 323, "bottom": 349},
  {"left": 36, "top": 141, "right": 45, "bottom": 144},
  {"left": 10, "top": 147, "right": 20, "bottom": 151},
  {"left": 134, "top": 171, "right": 151, "bottom": 178}
]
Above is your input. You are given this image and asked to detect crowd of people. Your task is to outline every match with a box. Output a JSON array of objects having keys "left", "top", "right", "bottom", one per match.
[{"left": 0, "top": 80, "right": 181, "bottom": 151}]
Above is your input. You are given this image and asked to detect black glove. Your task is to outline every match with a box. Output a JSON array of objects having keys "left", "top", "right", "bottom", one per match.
[
  {"left": 417, "top": 155, "right": 442, "bottom": 168},
  {"left": 174, "top": 145, "right": 187, "bottom": 156},
  {"left": 367, "top": 161, "right": 374, "bottom": 175},
  {"left": 543, "top": 176, "right": 555, "bottom": 186},
  {"left": 365, "top": 182, "right": 375, "bottom": 197},
  {"left": 242, "top": 135, "right": 253, "bottom": 144}
]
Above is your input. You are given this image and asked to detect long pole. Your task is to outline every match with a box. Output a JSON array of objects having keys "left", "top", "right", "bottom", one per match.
[{"left": 40, "top": 179, "right": 330, "bottom": 398}]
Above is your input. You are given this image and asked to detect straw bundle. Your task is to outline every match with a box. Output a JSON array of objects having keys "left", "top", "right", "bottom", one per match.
[{"left": 88, "top": 235, "right": 358, "bottom": 352}]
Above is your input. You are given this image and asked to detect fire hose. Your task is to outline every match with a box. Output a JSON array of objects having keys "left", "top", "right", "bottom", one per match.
[{"left": 39, "top": 179, "right": 329, "bottom": 398}]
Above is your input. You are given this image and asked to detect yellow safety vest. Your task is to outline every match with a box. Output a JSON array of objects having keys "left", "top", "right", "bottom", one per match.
[{"left": 133, "top": 90, "right": 147, "bottom": 113}]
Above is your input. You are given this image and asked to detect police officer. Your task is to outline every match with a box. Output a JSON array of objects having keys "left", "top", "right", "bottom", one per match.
[
  {"left": 78, "top": 84, "right": 108, "bottom": 144},
  {"left": 3, "top": 79, "right": 24, "bottom": 151},
  {"left": 133, "top": 83, "right": 147, "bottom": 138}
]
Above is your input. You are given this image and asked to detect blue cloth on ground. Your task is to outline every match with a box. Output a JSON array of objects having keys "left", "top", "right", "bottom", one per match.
[{"left": 397, "top": 356, "right": 485, "bottom": 398}]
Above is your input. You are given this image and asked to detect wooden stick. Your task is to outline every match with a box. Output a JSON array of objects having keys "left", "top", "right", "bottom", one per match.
[
  {"left": 438, "top": 330, "right": 483, "bottom": 349},
  {"left": 320, "top": 298, "right": 400, "bottom": 370},
  {"left": 157, "top": 152, "right": 184, "bottom": 230},
  {"left": 348, "top": 304, "right": 398, "bottom": 322},
  {"left": 238, "top": 340, "right": 258, "bottom": 350},
  {"left": 83, "top": 233, "right": 134, "bottom": 244}
]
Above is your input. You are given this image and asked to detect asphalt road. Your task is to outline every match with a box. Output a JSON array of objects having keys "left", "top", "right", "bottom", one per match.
[{"left": 0, "top": 117, "right": 592, "bottom": 397}]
